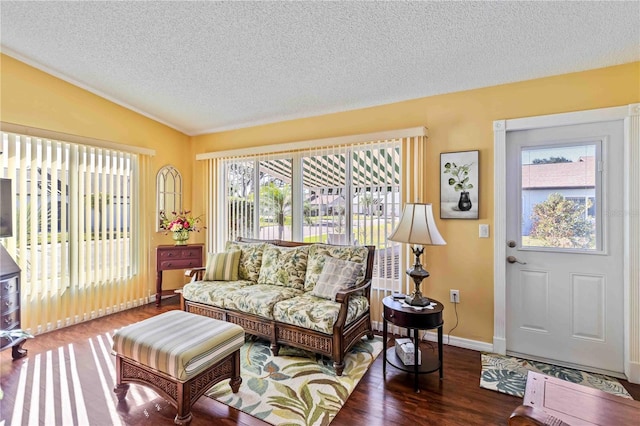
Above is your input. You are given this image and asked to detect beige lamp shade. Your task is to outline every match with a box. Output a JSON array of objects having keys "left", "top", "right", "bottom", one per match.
[{"left": 388, "top": 203, "right": 446, "bottom": 246}]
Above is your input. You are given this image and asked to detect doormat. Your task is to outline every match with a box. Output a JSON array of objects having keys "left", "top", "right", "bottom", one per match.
[
  {"left": 480, "top": 353, "right": 632, "bottom": 399},
  {"left": 207, "top": 336, "right": 383, "bottom": 426}
]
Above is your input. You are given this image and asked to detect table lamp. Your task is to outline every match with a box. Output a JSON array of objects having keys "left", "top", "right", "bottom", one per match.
[{"left": 388, "top": 203, "right": 446, "bottom": 306}]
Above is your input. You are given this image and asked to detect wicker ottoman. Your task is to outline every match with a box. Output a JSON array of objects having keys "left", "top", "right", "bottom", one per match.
[{"left": 112, "top": 310, "right": 244, "bottom": 425}]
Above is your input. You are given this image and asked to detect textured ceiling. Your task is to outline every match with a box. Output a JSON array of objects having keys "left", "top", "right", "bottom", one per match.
[{"left": 1, "top": 1, "right": 638, "bottom": 136}]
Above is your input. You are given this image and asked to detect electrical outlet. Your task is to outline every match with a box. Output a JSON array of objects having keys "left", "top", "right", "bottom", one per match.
[
  {"left": 479, "top": 224, "right": 490, "bottom": 238},
  {"left": 450, "top": 289, "right": 460, "bottom": 303}
]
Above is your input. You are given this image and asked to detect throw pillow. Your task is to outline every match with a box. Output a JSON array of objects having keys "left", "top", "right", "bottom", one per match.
[
  {"left": 311, "top": 256, "right": 363, "bottom": 301},
  {"left": 257, "top": 244, "right": 309, "bottom": 290},
  {"left": 304, "top": 244, "right": 369, "bottom": 291},
  {"left": 203, "top": 250, "right": 241, "bottom": 281},
  {"left": 225, "top": 241, "right": 267, "bottom": 282}
]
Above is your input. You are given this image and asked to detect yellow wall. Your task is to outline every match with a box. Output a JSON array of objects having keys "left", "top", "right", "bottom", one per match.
[
  {"left": 3, "top": 52, "right": 638, "bottom": 343},
  {"left": 0, "top": 54, "right": 195, "bottom": 293},
  {"left": 192, "top": 62, "right": 640, "bottom": 343}
]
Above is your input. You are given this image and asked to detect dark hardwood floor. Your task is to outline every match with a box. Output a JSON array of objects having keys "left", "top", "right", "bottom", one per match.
[{"left": 2, "top": 296, "right": 639, "bottom": 425}]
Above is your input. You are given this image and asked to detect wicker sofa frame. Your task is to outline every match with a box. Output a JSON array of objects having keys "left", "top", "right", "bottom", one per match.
[{"left": 181, "top": 238, "right": 376, "bottom": 376}]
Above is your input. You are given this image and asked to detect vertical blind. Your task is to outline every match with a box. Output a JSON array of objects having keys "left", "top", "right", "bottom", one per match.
[
  {"left": 0, "top": 130, "right": 152, "bottom": 334},
  {"left": 199, "top": 130, "right": 428, "bottom": 331}
]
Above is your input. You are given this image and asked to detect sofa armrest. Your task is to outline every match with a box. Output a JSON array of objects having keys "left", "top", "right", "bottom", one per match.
[
  {"left": 334, "top": 278, "right": 372, "bottom": 303},
  {"left": 184, "top": 267, "right": 206, "bottom": 282},
  {"left": 331, "top": 278, "right": 372, "bottom": 333}
]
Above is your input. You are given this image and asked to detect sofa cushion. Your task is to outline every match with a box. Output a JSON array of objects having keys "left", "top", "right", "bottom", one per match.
[
  {"left": 203, "top": 250, "right": 241, "bottom": 281},
  {"left": 304, "top": 244, "right": 370, "bottom": 291},
  {"left": 310, "top": 256, "right": 362, "bottom": 301},
  {"left": 272, "top": 293, "right": 370, "bottom": 334},
  {"left": 257, "top": 244, "right": 309, "bottom": 290},
  {"left": 225, "top": 241, "right": 268, "bottom": 282},
  {"left": 182, "top": 280, "right": 252, "bottom": 308},
  {"left": 223, "top": 284, "right": 304, "bottom": 319}
]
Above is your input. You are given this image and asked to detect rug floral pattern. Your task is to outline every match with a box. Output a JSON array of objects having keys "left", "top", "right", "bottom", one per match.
[
  {"left": 480, "top": 353, "right": 632, "bottom": 399},
  {"left": 207, "top": 336, "right": 383, "bottom": 426}
]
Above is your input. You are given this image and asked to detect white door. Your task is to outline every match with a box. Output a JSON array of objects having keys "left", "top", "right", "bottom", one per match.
[{"left": 505, "top": 120, "right": 624, "bottom": 375}]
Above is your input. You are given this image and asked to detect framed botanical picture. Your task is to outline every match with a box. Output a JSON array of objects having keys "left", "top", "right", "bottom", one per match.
[{"left": 440, "top": 150, "right": 479, "bottom": 219}]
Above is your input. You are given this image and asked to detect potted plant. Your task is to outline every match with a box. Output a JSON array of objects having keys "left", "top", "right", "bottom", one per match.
[{"left": 443, "top": 161, "right": 474, "bottom": 211}]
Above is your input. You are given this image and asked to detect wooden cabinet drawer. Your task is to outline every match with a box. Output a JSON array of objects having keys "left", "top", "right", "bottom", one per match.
[
  {"left": 155, "top": 244, "right": 204, "bottom": 307},
  {"left": 2, "top": 276, "right": 18, "bottom": 295},
  {"left": 157, "top": 245, "right": 203, "bottom": 271},
  {"left": 181, "top": 249, "right": 202, "bottom": 258},
  {"left": 159, "top": 259, "right": 202, "bottom": 270},
  {"left": 1, "top": 292, "right": 19, "bottom": 316},
  {"left": 1, "top": 308, "right": 20, "bottom": 331},
  {"left": 158, "top": 248, "right": 202, "bottom": 259}
]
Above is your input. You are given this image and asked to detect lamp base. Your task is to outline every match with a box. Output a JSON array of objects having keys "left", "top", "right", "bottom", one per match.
[
  {"left": 405, "top": 292, "right": 430, "bottom": 307},
  {"left": 405, "top": 246, "right": 431, "bottom": 307}
]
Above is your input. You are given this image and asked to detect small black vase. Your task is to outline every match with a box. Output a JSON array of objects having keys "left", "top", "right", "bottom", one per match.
[{"left": 458, "top": 191, "right": 472, "bottom": 211}]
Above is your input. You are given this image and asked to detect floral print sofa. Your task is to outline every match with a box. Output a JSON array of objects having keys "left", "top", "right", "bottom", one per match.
[{"left": 180, "top": 238, "right": 375, "bottom": 376}]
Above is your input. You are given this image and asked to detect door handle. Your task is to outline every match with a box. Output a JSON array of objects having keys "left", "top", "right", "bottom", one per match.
[{"left": 507, "top": 255, "right": 527, "bottom": 264}]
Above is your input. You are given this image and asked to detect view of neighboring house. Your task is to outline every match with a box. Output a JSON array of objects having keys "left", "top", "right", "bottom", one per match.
[
  {"left": 521, "top": 156, "right": 595, "bottom": 235},
  {"left": 305, "top": 193, "right": 345, "bottom": 216}
]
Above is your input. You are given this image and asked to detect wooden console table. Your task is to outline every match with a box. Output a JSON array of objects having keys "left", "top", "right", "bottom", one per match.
[
  {"left": 156, "top": 244, "right": 204, "bottom": 307},
  {"left": 509, "top": 371, "right": 640, "bottom": 425}
]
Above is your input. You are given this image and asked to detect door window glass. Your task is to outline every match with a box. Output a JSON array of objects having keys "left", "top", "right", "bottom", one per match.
[{"left": 520, "top": 143, "right": 600, "bottom": 251}]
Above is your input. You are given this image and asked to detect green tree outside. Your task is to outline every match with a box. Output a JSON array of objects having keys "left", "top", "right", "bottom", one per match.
[
  {"left": 530, "top": 193, "right": 594, "bottom": 249},
  {"left": 260, "top": 182, "right": 291, "bottom": 239}
]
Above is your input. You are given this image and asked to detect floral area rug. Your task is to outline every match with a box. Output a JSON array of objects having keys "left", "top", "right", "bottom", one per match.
[
  {"left": 480, "top": 353, "right": 632, "bottom": 399},
  {"left": 207, "top": 336, "right": 383, "bottom": 426}
]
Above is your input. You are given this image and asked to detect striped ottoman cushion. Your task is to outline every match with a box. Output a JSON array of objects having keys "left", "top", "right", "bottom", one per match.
[{"left": 113, "top": 310, "right": 244, "bottom": 381}]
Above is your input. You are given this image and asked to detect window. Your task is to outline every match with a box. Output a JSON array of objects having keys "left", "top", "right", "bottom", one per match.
[
  {"left": 218, "top": 140, "right": 403, "bottom": 288},
  {"left": 1, "top": 129, "right": 152, "bottom": 333},
  {"left": 222, "top": 156, "right": 295, "bottom": 241},
  {"left": 520, "top": 143, "right": 600, "bottom": 251},
  {"left": 200, "top": 128, "right": 427, "bottom": 301},
  {"left": 257, "top": 158, "right": 293, "bottom": 240}
]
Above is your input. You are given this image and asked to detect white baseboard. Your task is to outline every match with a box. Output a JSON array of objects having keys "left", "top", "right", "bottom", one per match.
[
  {"left": 422, "top": 330, "right": 494, "bottom": 353},
  {"left": 372, "top": 320, "right": 494, "bottom": 353},
  {"left": 627, "top": 361, "right": 640, "bottom": 384},
  {"left": 492, "top": 336, "right": 506, "bottom": 355}
]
